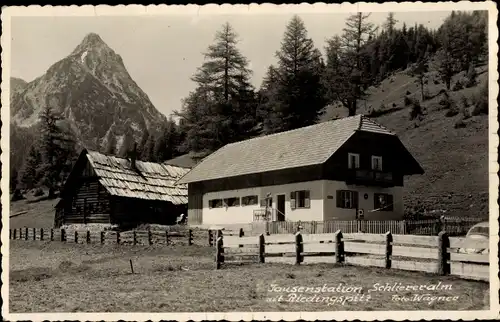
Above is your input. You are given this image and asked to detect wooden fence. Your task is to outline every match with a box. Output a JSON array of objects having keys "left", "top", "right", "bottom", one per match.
[
  {"left": 214, "top": 230, "right": 490, "bottom": 282},
  {"left": 264, "top": 218, "right": 485, "bottom": 236},
  {"left": 9, "top": 227, "right": 206, "bottom": 246}
]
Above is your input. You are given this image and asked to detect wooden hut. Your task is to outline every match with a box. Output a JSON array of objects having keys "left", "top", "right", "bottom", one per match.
[{"left": 54, "top": 147, "right": 189, "bottom": 228}]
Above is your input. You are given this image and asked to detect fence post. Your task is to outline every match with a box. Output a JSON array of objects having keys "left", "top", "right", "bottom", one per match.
[
  {"left": 215, "top": 236, "right": 223, "bottom": 270},
  {"left": 116, "top": 231, "right": 120, "bottom": 245},
  {"left": 50, "top": 228, "right": 54, "bottom": 241},
  {"left": 385, "top": 231, "right": 393, "bottom": 269},
  {"left": 216, "top": 230, "right": 224, "bottom": 263},
  {"left": 13, "top": 229, "right": 17, "bottom": 240},
  {"left": 133, "top": 230, "right": 137, "bottom": 245},
  {"left": 61, "top": 229, "right": 66, "bottom": 242},
  {"left": 40, "top": 228, "right": 44, "bottom": 241},
  {"left": 9, "top": 229, "right": 12, "bottom": 240},
  {"left": 75, "top": 231, "right": 78, "bottom": 244},
  {"left": 208, "top": 230, "right": 213, "bottom": 247},
  {"left": 148, "top": 230, "right": 152, "bottom": 245},
  {"left": 188, "top": 229, "right": 193, "bottom": 245},
  {"left": 87, "top": 230, "right": 91, "bottom": 244},
  {"left": 334, "top": 230, "right": 344, "bottom": 263},
  {"left": 295, "top": 232, "right": 303, "bottom": 265},
  {"left": 165, "top": 231, "right": 170, "bottom": 245},
  {"left": 438, "top": 231, "right": 450, "bottom": 275},
  {"left": 25, "top": 227, "right": 28, "bottom": 240},
  {"left": 259, "top": 234, "right": 265, "bottom": 263},
  {"left": 239, "top": 228, "right": 244, "bottom": 237},
  {"left": 101, "top": 231, "right": 105, "bottom": 244}
]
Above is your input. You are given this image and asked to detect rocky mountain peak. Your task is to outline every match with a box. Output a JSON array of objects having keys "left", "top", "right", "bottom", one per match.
[
  {"left": 73, "top": 33, "right": 107, "bottom": 52},
  {"left": 10, "top": 32, "right": 166, "bottom": 158}
]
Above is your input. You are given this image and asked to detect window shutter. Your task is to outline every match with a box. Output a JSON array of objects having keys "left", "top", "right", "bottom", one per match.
[
  {"left": 304, "top": 190, "right": 310, "bottom": 208},
  {"left": 353, "top": 191, "right": 359, "bottom": 208},
  {"left": 374, "top": 193, "right": 379, "bottom": 209},
  {"left": 290, "top": 191, "right": 296, "bottom": 209},
  {"left": 336, "top": 190, "right": 342, "bottom": 208}
]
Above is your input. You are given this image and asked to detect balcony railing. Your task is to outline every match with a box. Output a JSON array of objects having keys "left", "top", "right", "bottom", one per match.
[
  {"left": 253, "top": 208, "right": 286, "bottom": 222},
  {"left": 346, "top": 169, "right": 394, "bottom": 186}
]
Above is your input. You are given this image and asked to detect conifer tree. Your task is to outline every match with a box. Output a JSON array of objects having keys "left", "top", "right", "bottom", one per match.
[
  {"left": 38, "top": 106, "right": 76, "bottom": 197},
  {"left": 105, "top": 135, "right": 117, "bottom": 155},
  {"left": 326, "top": 12, "right": 378, "bottom": 116},
  {"left": 19, "top": 143, "right": 42, "bottom": 190},
  {"left": 178, "top": 22, "right": 256, "bottom": 152},
  {"left": 260, "top": 15, "right": 326, "bottom": 133}
]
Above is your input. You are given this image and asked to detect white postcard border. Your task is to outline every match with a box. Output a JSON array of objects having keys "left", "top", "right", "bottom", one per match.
[{"left": 1, "top": 2, "right": 499, "bottom": 321}]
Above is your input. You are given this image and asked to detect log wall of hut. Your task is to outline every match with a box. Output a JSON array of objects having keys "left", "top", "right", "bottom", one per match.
[
  {"left": 61, "top": 159, "right": 112, "bottom": 225},
  {"left": 110, "top": 197, "right": 187, "bottom": 229}
]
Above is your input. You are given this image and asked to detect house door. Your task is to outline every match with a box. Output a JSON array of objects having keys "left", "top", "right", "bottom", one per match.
[{"left": 276, "top": 194, "right": 286, "bottom": 221}]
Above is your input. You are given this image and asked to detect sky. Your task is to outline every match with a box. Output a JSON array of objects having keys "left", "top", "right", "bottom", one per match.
[{"left": 10, "top": 9, "right": 452, "bottom": 117}]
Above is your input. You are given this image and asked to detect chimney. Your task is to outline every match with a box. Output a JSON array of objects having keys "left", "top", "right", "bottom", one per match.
[{"left": 131, "top": 142, "right": 137, "bottom": 170}]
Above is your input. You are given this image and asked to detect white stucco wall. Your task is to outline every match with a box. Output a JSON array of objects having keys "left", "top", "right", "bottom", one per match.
[
  {"left": 202, "top": 180, "right": 325, "bottom": 225},
  {"left": 201, "top": 180, "right": 405, "bottom": 225},
  {"left": 323, "top": 180, "right": 404, "bottom": 221}
]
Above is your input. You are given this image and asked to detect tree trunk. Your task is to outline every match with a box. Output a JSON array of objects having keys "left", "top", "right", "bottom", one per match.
[{"left": 420, "top": 77, "right": 425, "bottom": 101}]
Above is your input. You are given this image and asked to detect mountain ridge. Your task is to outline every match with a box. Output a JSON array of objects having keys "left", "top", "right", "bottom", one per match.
[{"left": 10, "top": 32, "right": 166, "bottom": 159}]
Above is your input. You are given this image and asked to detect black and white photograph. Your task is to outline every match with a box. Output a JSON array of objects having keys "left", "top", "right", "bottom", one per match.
[{"left": 1, "top": 3, "right": 498, "bottom": 321}]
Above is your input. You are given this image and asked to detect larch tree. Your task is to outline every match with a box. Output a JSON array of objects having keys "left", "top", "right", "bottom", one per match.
[
  {"left": 177, "top": 22, "right": 256, "bottom": 152},
  {"left": 384, "top": 12, "right": 398, "bottom": 35},
  {"left": 261, "top": 15, "right": 326, "bottom": 134},
  {"left": 331, "top": 12, "right": 378, "bottom": 116}
]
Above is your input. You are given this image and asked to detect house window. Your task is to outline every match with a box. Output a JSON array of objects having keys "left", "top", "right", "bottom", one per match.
[
  {"left": 372, "top": 156, "right": 383, "bottom": 171},
  {"left": 348, "top": 153, "right": 360, "bottom": 169},
  {"left": 290, "top": 190, "right": 310, "bottom": 209},
  {"left": 223, "top": 197, "right": 240, "bottom": 207},
  {"left": 374, "top": 193, "right": 394, "bottom": 211},
  {"left": 336, "top": 190, "right": 359, "bottom": 209},
  {"left": 209, "top": 199, "right": 223, "bottom": 208},
  {"left": 242, "top": 195, "right": 259, "bottom": 206}
]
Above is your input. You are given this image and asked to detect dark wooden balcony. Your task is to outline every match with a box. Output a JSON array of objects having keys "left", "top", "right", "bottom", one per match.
[{"left": 345, "top": 169, "right": 395, "bottom": 187}]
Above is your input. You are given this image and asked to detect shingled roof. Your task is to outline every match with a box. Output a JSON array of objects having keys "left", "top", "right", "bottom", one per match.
[
  {"left": 177, "top": 115, "right": 407, "bottom": 184},
  {"left": 65, "top": 150, "right": 189, "bottom": 205}
]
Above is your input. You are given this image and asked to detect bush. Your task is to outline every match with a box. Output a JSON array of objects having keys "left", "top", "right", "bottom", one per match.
[
  {"left": 438, "top": 91, "right": 452, "bottom": 110},
  {"left": 33, "top": 188, "right": 44, "bottom": 197},
  {"left": 392, "top": 102, "right": 397, "bottom": 108},
  {"left": 406, "top": 90, "right": 411, "bottom": 95},
  {"left": 11, "top": 189, "right": 25, "bottom": 201},
  {"left": 404, "top": 96, "right": 412, "bottom": 106},
  {"left": 465, "top": 65, "right": 477, "bottom": 88},
  {"left": 472, "top": 83, "right": 488, "bottom": 115},
  {"left": 445, "top": 107, "right": 459, "bottom": 117},
  {"left": 461, "top": 106, "right": 471, "bottom": 120},
  {"left": 434, "top": 79, "right": 440, "bottom": 85},
  {"left": 409, "top": 99, "right": 423, "bottom": 120},
  {"left": 452, "top": 80, "right": 463, "bottom": 91},
  {"left": 454, "top": 119, "right": 467, "bottom": 128}
]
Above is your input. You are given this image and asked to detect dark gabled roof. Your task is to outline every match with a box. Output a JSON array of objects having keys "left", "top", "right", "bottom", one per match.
[
  {"left": 63, "top": 150, "right": 190, "bottom": 205},
  {"left": 163, "top": 152, "right": 207, "bottom": 169},
  {"left": 177, "top": 115, "right": 419, "bottom": 185}
]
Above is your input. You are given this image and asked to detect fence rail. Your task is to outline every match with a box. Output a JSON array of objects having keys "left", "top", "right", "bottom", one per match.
[
  {"left": 9, "top": 227, "right": 202, "bottom": 246},
  {"left": 263, "top": 218, "right": 485, "bottom": 236},
  {"left": 214, "top": 230, "right": 490, "bottom": 282}
]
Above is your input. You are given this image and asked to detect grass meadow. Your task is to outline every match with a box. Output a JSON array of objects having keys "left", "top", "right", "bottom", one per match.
[{"left": 9, "top": 240, "right": 489, "bottom": 313}]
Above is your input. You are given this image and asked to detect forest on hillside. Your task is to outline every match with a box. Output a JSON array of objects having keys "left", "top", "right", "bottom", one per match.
[{"left": 11, "top": 11, "right": 489, "bottom": 201}]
